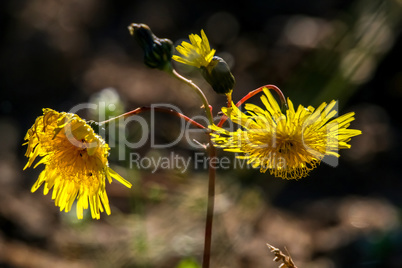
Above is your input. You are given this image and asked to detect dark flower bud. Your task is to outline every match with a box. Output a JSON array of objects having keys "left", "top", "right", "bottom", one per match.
[
  {"left": 128, "top": 23, "right": 173, "bottom": 72},
  {"left": 201, "top": 56, "right": 235, "bottom": 94}
]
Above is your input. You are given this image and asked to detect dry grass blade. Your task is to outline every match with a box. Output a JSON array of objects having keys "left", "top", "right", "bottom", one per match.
[{"left": 266, "top": 243, "right": 298, "bottom": 268}]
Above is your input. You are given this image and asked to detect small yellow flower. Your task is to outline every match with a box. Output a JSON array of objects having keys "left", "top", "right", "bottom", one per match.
[
  {"left": 210, "top": 88, "right": 362, "bottom": 179},
  {"left": 172, "top": 29, "right": 216, "bottom": 68},
  {"left": 23, "top": 108, "right": 132, "bottom": 219}
]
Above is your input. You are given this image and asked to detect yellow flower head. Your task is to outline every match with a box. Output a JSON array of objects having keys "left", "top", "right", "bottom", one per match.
[
  {"left": 210, "top": 88, "right": 362, "bottom": 180},
  {"left": 172, "top": 29, "right": 216, "bottom": 68},
  {"left": 23, "top": 108, "right": 132, "bottom": 219}
]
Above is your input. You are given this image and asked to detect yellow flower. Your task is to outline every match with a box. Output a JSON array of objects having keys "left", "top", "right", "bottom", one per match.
[
  {"left": 172, "top": 29, "right": 216, "bottom": 68},
  {"left": 23, "top": 108, "right": 132, "bottom": 219},
  {"left": 210, "top": 88, "right": 362, "bottom": 179}
]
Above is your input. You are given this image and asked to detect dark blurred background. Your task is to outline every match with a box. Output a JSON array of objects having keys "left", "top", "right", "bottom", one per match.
[{"left": 1, "top": 0, "right": 402, "bottom": 267}]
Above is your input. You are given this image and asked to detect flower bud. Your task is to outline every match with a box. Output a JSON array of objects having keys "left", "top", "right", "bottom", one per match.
[
  {"left": 201, "top": 56, "right": 235, "bottom": 94},
  {"left": 128, "top": 23, "right": 173, "bottom": 72}
]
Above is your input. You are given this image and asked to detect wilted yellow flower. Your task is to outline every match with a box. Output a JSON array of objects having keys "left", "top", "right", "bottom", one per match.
[
  {"left": 210, "top": 88, "right": 362, "bottom": 179},
  {"left": 172, "top": 29, "right": 216, "bottom": 68},
  {"left": 23, "top": 108, "right": 132, "bottom": 219}
]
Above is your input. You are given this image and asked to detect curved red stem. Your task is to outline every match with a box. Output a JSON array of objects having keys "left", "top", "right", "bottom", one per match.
[
  {"left": 99, "top": 106, "right": 206, "bottom": 130},
  {"left": 216, "top": 84, "right": 287, "bottom": 127}
]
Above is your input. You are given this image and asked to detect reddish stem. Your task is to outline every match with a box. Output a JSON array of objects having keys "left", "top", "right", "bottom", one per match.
[
  {"left": 99, "top": 106, "right": 206, "bottom": 130},
  {"left": 216, "top": 84, "right": 287, "bottom": 127},
  {"left": 202, "top": 136, "right": 216, "bottom": 268}
]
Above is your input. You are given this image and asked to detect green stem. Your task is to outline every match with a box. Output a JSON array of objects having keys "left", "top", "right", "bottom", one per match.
[
  {"left": 171, "top": 69, "right": 217, "bottom": 267},
  {"left": 172, "top": 69, "right": 214, "bottom": 125}
]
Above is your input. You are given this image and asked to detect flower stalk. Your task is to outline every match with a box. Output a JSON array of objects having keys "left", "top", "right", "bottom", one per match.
[
  {"left": 98, "top": 105, "right": 206, "bottom": 130},
  {"left": 203, "top": 136, "right": 216, "bottom": 268},
  {"left": 171, "top": 69, "right": 214, "bottom": 124},
  {"left": 171, "top": 67, "right": 216, "bottom": 268}
]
